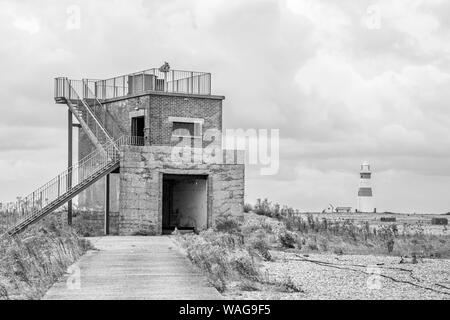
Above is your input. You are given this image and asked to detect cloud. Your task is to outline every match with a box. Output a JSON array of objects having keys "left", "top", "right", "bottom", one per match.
[{"left": 0, "top": 0, "right": 449, "bottom": 213}]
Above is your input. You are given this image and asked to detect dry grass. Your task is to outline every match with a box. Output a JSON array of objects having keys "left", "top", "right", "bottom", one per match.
[
  {"left": 178, "top": 200, "right": 450, "bottom": 296},
  {"left": 0, "top": 213, "right": 92, "bottom": 300},
  {"left": 177, "top": 213, "right": 305, "bottom": 293},
  {"left": 252, "top": 198, "right": 450, "bottom": 259}
]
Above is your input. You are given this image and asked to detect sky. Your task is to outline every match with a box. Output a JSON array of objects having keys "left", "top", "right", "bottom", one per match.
[{"left": 1, "top": 0, "right": 450, "bottom": 213}]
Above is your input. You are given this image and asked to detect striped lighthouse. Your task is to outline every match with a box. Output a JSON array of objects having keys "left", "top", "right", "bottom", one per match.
[{"left": 357, "top": 161, "right": 375, "bottom": 213}]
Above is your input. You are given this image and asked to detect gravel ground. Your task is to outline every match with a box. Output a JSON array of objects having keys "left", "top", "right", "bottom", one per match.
[{"left": 225, "top": 251, "right": 450, "bottom": 300}]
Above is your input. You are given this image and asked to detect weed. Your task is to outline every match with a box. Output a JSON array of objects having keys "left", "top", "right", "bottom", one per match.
[
  {"left": 215, "top": 214, "right": 241, "bottom": 234},
  {"left": 278, "top": 230, "right": 296, "bottom": 248},
  {"left": 243, "top": 203, "right": 253, "bottom": 213}
]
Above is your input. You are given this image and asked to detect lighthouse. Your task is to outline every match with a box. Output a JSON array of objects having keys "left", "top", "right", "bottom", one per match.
[{"left": 357, "top": 161, "right": 375, "bottom": 213}]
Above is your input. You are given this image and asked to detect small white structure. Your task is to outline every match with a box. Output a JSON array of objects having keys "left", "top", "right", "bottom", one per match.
[
  {"left": 357, "top": 161, "right": 375, "bottom": 213},
  {"left": 323, "top": 204, "right": 352, "bottom": 213}
]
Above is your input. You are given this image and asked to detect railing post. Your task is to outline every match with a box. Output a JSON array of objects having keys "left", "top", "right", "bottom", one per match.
[
  {"left": 171, "top": 70, "right": 174, "bottom": 93},
  {"left": 68, "top": 108, "right": 73, "bottom": 226},
  {"left": 104, "top": 174, "right": 110, "bottom": 236},
  {"left": 208, "top": 73, "right": 211, "bottom": 95}
]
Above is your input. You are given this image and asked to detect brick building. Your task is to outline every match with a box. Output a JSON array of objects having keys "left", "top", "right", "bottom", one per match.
[
  {"left": 2, "top": 66, "right": 245, "bottom": 236},
  {"left": 53, "top": 66, "right": 245, "bottom": 235}
]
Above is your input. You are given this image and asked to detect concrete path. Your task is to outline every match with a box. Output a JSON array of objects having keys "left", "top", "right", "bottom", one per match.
[{"left": 43, "top": 236, "right": 223, "bottom": 300}]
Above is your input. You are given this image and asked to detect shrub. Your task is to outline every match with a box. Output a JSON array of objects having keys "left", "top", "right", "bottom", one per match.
[
  {"left": 0, "top": 214, "right": 92, "bottom": 300},
  {"left": 239, "top": 280, "right": 260, "bottom": 291},
  {"left": 279, "top": 230, "right": 296, "bottom": 248},
  {"left": 185, "top": 237, "right": 230, "bottom": 292},
  {"left": 230, "top": 251, "right": 259, "bottom": 281},
  {"left": 250, "top": 237, "right": 272, "bottom": 261},
  {"left": 307, "top": 238, "right": 319, "bottom": 251},
  {"left": 387, "top": 239, "right": 395, "bottom": 253},
  {"left": 243, "top": 203, "right": 253, "bottom": 213},
  {"left": 318, "top": 237, "right": 329, "bottom": 251},
  {"left": 276, "top": 275, "right": 304, "bottom": 293},
  {"left": 180, "top": 227, "right": 260, "bottom": 293},
  {"left": 254, "top": 198, "right": 273, "bottom": 217},
  {"left": 432, "top": 218, "right": 448, "bottom": 226},
  {"left": 380, "top": 217, "right": 396, "bottom": 222},
  {"left": 214, "top": 214, "right": 241, "bottom": 234}
]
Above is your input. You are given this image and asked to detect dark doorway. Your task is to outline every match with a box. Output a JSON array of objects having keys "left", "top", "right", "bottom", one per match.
[
  {"left": 131, "top": 116, "right": 145, "bottom": 145},
  {"left": 162, "top": 174, "right": 208, "bottom": 234}
]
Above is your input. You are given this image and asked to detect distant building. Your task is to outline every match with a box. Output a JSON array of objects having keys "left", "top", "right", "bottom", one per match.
[
  {"left": 323, "top": 204, "right": 352, "bottom": 213},
  {"left": 335, "top": 207, "right": 352, "bottom": 213},
  {"left": 357, "top": 161, "right": 375, "bottom": 213}
]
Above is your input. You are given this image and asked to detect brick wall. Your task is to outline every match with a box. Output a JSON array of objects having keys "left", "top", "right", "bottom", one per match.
[{"left": 148, "top": 95, "right": 223, "bottom": 148}]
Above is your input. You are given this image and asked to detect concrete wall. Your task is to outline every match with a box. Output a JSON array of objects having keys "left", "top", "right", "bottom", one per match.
[{"left": 118, "top": 146, "right": 244, "bottom": 235}]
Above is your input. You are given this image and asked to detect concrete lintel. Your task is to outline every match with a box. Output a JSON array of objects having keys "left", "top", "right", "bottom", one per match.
[{"left": 159, "top": 168, "right": 210, "bottom": 176}]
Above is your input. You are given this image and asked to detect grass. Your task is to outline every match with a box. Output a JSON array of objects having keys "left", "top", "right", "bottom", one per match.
[
  {"left": 0, "top": 213, "right": 93, "bottom": 300},
  {"left": 251, "top": 198, "right": 450, "bottom": 258},
  {"left": 177, "top": 213, "right": 303, "bottom": 293},
  {"left": 178, "top": 199, "right": 450, "bottom": 295}
]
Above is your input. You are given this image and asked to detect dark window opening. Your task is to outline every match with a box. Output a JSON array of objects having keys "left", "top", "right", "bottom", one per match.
[
  {"left": 172, "top": 122, "right": 195, "bottom": 137},
  {"left": 131, "top": 116, "right": 145, "bottom": 146}
]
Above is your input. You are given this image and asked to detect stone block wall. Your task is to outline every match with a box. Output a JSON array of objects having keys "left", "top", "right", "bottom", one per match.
[{"left": 118, "top": 146, "right": 244, "bottom": 235}]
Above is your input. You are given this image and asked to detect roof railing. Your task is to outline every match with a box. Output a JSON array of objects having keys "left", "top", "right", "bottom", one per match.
[{"left": 55, "top": 68, "right": 211, "bottom": 101}]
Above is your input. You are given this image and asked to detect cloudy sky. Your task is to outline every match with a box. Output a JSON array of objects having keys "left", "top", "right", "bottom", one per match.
[{"left": 1, "top": 0, "right": 450, "bottom": 213}]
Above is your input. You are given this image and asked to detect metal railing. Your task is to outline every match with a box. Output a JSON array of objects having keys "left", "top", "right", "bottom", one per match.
[
  {"left": 55, "top": 68, "right": 212, "bottom": 102},
  {"left": 64, "top": 78, "right": 117, "bottom": 149},
  {"left": 0, "top": 138, "right": 121, "bottom": 234},
  {"left": 0, "top": 136, "right": 154, "bottom": 234},
  {"left": 82, "top": 81, "right": 125, "bottom": 140},
  {"left": 117, "top": 135, "right": 145, "bottom": 146}
]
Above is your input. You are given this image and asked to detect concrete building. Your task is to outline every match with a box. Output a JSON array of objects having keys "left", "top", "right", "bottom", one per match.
[
  {"left": 357, "top": 161, "right": 374, "bottom": 213},
  {"left": 52, "top": 65, "right": 245, "bottom": 236}
]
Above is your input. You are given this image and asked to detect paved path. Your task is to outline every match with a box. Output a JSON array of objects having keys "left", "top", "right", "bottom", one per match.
[{"left": 43, "top": 236, "right": 223, "bottom": 300}]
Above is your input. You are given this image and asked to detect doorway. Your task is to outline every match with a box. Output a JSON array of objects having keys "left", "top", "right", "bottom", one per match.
[
  {"left": 131, "top": 116, "right": 145, "bottom": 145},
  {"left": 162, "top": 174, "right": 208, "bottom": 234}
]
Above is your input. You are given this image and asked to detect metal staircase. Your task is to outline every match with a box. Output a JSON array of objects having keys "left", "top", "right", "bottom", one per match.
[
  {"left": 55, "top": 78, "right": 118, "bottom": 151},
  {"left": 1, "top": 80, "right": 124, "bottom": 236},
  {"left": 1, "top": 139, "right": 120, "bottom": 236}
]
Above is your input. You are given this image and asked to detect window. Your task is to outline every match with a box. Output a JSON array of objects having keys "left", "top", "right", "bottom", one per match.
[
  {"left": 131, "top": 116, "right": 145, "bottom": 146},
  {"left": 172, "top": 122, "right": 195, "bottom": 137},
  {"left": 169, "top": 117, "right": 203, "bottom": 138}
]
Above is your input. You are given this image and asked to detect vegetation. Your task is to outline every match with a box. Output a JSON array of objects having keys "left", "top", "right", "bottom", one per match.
[
  {"left": 0, "top": 213, "right": 93, "bottom": 300},
  {"left": 178, "top": 213, "right": 299, "bottom": 293},
  {"left": 178, "top": 199, "right": 450, "bottom": 294},
  {"left": 243, "top": 203, "right": 253, "bottom": 213},
  {"left": 252, "top": 198, "right": 450, "bottom": 258}
]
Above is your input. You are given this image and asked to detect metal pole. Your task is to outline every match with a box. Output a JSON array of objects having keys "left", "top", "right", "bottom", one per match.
[
  {"left": 68, "top": 108, "right": 73, "bottom": 226},
  {"left": 104, "top": 174, "right": 110, "bottom": 235}
]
